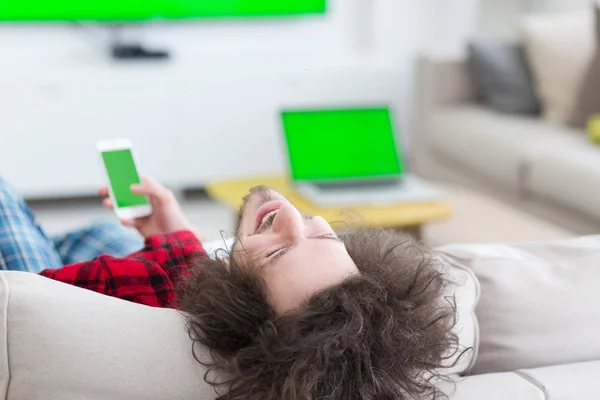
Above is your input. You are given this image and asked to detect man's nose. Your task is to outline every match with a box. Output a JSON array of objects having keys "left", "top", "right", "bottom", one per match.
[{"left": 271, "top": 203, "right": 304, "bottom": 241}]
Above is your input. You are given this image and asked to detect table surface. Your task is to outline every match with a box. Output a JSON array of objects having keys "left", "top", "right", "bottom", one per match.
[{"left": 206, "top": 176, "right": 453, "bottom": 228}]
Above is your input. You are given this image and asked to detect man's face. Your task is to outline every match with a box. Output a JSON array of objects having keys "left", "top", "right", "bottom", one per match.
[{"left": 233, "top": 187, "right": 359, "bottom": 314}]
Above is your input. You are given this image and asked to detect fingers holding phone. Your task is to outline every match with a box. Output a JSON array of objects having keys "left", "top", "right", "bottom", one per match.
[
  {"left": 97, "top": 139, "right": 195, "bottom": 238},
  {"left": 99, "top": 176, "right": 194, "bottom": 238},
  {"left": 129, "top": 178, "right": 195, "bottom": 238}
]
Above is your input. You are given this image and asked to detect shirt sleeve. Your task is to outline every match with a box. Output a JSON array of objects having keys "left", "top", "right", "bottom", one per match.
[{"left": 38, "top": 230, "right": 206, "bottom": 308}]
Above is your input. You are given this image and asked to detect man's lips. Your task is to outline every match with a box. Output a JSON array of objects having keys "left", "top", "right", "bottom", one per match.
[{"left": 254, "top": 201, "right": 285, "bottom": 233}]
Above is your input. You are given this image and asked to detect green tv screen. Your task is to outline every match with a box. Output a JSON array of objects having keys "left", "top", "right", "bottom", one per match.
[{"left": 0, "top": 0, "right": 327, "bottom": 21}]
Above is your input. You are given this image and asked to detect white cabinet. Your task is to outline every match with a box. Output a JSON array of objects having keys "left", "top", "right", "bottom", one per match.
[
  {"left": 0, "top": 68, "right": 177, "bottom": 197},
  {"left": 0, "top": 63, "right": 402, "bottom": 199}
]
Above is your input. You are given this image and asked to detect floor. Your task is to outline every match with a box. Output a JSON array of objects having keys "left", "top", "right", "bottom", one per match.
[
  {"left": 423, "top": 183, "right": 574, "bottom": 247},
  {"left": 30, "top": 182, "right": 576, "bottom": 248}
]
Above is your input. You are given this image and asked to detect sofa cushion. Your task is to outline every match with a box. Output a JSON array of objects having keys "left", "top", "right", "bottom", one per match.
[
  {"left": 428, "top": 106, "right": 577, "bottom": 187},
  {"left": 0, "top": 271, "right": 213, "bottom": 400},
  {"left": 467, "top": 41, "right": 540, "bottom": 114},
  {"left": 443, "top": 371, "right": 544, "bottom": 400},
  {"left": 444, "top": 360, "right": 600, "bottom": 400},
  {"left": 520, "top": 11, "right": 594, "bottom": 125},
  {"left": 519, "top": 361, "right": 600, "bottom": 400},
  {"left": 526, "top": 133, "right": 600, "bottom": 219},
  {"left": 436, "top": 236, "right": 600, "bottom": 375}
]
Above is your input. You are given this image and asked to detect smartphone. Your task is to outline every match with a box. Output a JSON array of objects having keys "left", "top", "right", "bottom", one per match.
[{"left": 97, "top": 138, "right": 152, "bottom": 220}]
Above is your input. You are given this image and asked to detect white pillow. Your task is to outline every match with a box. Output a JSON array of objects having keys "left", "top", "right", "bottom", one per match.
[
  {"left": 520, "top": 11, "right": 594, "bottom": 125},
  {"left": 437, "top": 235, "right": 600, "bottom": 374}
]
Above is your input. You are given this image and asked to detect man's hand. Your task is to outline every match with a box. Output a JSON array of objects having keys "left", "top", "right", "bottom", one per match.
[{"left": 100, "top": 177, "right": 200, "bottom": 239}]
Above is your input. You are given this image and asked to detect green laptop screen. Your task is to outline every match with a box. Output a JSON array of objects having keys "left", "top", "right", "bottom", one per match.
[{"left": 281, "top": 108, "right": 403, "bottom": 182}]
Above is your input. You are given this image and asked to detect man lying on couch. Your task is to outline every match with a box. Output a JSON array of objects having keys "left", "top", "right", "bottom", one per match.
[{"left": 0, "top": 176, "right": 461, "bottom": 400}]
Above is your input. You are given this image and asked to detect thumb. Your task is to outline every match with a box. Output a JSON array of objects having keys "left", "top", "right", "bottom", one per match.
[{"left": 131, "top": 176, "right": 165, "bottom": 196}]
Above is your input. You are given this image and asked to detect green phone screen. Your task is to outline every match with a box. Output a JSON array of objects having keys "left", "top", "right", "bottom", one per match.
[{"left": 101, "top": 149, "right": 148, "bottom": 208}]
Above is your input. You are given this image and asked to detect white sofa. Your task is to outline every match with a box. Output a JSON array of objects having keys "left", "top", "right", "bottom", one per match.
[
  {"left": 2, "top": 236, "right": 600, "bottom": 399},
  {"left": 414, "top": 54, "right": 600, "bottom": 235},
  {"left": 436, "top": 236, "right": 600, "bottom": 399}
]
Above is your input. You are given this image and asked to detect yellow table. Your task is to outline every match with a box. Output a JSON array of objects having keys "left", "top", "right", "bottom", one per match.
[{"left": 206, "top": 176, "right": 452, "bottom": 239}]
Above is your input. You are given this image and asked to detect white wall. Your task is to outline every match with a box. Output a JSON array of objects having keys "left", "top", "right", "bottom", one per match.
[
  {"left": 529, "top": 0, "right": 594, "bottom": 12},
  {"left": 0, "top": 0, "right": 405, "bottom": 77},
  {"left": 476, "top": 0, "right": 595, "bottom": 39},
  {"left": 425, "top": 0, "right": 481, "bottom": 54},
  {"left": 425, "top": 0, "right": 596, "bottom": 52},
  {"left": 0, "top": 0, "right": 431, "bottom": 198},
  {"left": 424, "top": 0, "right": 529, "bottom": 50}
]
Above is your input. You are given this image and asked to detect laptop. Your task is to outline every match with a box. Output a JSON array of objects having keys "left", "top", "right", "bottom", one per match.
[{"left": 280, "top": 106, "right": 439, "bottom": 207}]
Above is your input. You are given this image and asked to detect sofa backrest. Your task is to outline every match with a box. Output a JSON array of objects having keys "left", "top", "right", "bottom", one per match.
[
  {"left": 0, "top": 271, "right": 215, "bottom": 400},
  {"left": 0, "top": 259, "right": 479, "bottom": 399}
]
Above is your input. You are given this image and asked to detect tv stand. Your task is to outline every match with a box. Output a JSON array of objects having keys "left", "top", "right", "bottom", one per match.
[{"left": 110, "top": 43, "right": 170, "bottom": 61}]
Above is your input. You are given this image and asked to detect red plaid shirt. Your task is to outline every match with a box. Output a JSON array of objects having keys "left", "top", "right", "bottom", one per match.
[{"left": 39, "top": 231, "right": 205, "bottom": 308}]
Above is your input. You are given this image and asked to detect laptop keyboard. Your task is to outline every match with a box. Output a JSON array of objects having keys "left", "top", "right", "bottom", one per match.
[{"left": 313, "top": 180, "right": 402, "bottom": 191}]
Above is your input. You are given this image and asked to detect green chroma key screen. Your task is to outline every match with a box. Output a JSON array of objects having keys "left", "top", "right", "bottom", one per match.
[
  {"left": 281, "top": 107, "right": 404, "bottom": 182},
  {"left": 0, "top": 0, "right": 326, "bottom": 21},
  {"left": 101, "top": 150, "right": 149, "bottom": 208}
]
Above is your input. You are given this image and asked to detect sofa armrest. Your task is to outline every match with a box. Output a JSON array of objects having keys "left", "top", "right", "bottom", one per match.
[
  {"left": 0, "top": 271, "right": 212, "bottom": 400},
  {"left": 419, "top": 55, "right": 478, "bottom": 106},
  {"left": 417, "top": 54, "right": 479, "bottom": 110},
  {"left": 411, "top": 54, "right": 479, "bottom": 167}
]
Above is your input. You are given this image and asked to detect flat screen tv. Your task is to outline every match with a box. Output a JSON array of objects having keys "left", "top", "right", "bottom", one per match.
[{"left": 0, "top": 0, "right": 327, "bottom": 22}]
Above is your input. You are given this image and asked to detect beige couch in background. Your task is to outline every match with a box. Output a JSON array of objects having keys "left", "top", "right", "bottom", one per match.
[
  {"left": 3, "top": 236, "right": 600, "bottom": 399},
  {"left": 414, "top": 54, "right": 600, "bottom": 235}
]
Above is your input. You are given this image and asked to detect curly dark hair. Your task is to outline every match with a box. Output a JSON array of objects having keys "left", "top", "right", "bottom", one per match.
[{"left": 179, "top": 228, "right": 462, "bottom": 400}]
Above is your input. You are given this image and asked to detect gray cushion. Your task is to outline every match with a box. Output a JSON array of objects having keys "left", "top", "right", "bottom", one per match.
[
  {"left": 468, "top": 41, "right": 540, "bottom": 114},
  {"left": 571, "top": 5, "right": 600, "bottom": 128}
]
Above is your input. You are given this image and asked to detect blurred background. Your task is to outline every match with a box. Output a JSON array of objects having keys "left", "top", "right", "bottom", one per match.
[{"left": 1, "top": 0, "right": 597, "bottom": 245}]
